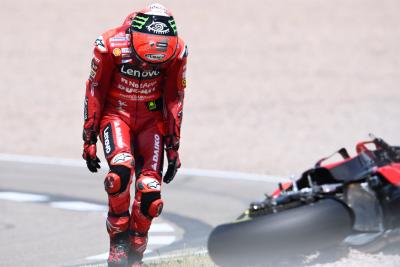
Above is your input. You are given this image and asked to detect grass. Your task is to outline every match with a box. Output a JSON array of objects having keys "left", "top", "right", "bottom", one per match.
[{"left": 144, "top": 249, "right": 217, "bottom": 267}]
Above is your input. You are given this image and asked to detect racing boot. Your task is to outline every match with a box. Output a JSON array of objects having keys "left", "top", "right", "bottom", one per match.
[
  {"left": 108, "top": 232, "right": 129, "bottom": 267},
  {"left": 128, "top": 231, "right": 148, "bottom": 267}
]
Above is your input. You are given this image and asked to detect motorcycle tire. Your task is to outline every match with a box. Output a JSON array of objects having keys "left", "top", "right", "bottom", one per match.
[{"left": 207, "top": 198, "right": 354, "bottom": 267}]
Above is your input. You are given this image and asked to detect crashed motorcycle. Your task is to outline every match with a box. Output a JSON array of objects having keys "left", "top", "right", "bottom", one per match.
[{"left": 207, "top": 135, "right": 400, "bottom": 266}]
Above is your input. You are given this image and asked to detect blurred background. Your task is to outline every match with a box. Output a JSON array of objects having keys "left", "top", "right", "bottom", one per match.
[
  {"left": 1, "top": 0, "right": 400, "bottom": 176},
  {"left": 1, "top": 0, "right": 400, "bottom": 266}
]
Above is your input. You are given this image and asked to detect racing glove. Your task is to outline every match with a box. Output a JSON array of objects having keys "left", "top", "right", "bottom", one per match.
[
  {"left": 82, "top": 129, "right": 101, "bottom": 173},
  {"left": 163, "top": 136, "right": 181, "bottom": 184}
]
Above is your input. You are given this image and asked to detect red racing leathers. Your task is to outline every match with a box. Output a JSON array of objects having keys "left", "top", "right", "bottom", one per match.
[{"left": 83, "top": 21, "right": 187, "bottom": 262}]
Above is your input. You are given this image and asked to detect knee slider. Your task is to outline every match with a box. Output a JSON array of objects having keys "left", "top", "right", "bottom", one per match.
[
  {"left": 104, "top": 165, "right": 132, "bottom": 195},
  {"left": 136, "top": 177, "right": 163, "bottom": 217},
  {"left": 147, "top": 198, "right": 163, "bottom": 217}
]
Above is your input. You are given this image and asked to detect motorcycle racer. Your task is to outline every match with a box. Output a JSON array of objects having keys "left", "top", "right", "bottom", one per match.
[{"left": 82, "top": 3, "right": 187, "bottom": 266}]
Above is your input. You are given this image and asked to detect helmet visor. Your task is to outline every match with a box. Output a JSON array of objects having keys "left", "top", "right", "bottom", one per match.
[
  {"left": 131, "top": 13, "right": 177, "bottom": 37},
  {"left": 131, "top": 13, "right": 178, "bottom": 64}
]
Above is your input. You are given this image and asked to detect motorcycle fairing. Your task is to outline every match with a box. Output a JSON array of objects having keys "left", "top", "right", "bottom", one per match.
[
  {"left": 328, "top": 152, "right": 376, "bottom": 182},
  {"left": 377, "top": 164, "right": 400, "bottom": 186}
]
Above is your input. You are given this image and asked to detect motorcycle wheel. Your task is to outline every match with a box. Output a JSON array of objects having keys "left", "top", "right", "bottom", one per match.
[{"left": 207, "top": 198, "right": 354, "bottom": 267}]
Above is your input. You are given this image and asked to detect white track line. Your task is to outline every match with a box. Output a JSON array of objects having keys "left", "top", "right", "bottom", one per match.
[
  {"left": 149, "top": 223, "right": 175, "bottom": 233},
  {"left": 0, "top": 192, "right": 49, "bottom": 202},
  {"left": 0, "top": 191, "right": 108, "bottom": 212},
  {"left": 0, "top": 190, "right": 177, "bottom": 262},
  {"left": 0, "top": 153, "right": 284, "bottom": 183},
  {"left": 0, "top": 153, "right": 84, "bottom": 167},
  {"left": 86, "top": 235, "right": 175, "bottom": 261},
  {"left": 148, "top": 235, "right": 176, "bottom": 245},
  {"left": 85, "top": 227, "right": 176, "bottom": 261},
  {"left": 85, "top": 234, "right": 176, "bottom": 261},
  {"left": 50, "top": 201, "right": 107, "bottom": 212},
  {"left": 144, "top": 248, "right": 208, "bottom": 262},
  {"left": 178, "top": 168, "right": 283, "bottom": 182},
  {"left": 85, "top": 252, "right": 109, "bottom": 261}
]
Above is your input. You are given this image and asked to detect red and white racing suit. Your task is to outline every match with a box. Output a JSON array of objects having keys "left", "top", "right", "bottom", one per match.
[{"left": 83, "top": 21, "right": 187, "bottom": 259}]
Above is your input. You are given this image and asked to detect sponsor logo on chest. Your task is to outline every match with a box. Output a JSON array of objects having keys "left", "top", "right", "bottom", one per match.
[{"left": 119, "top": 64, "right": 161, "bottom": 79}]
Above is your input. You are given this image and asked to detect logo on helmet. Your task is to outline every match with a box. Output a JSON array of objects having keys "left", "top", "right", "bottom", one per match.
[
  {"left": 132, "top": 15, "right": 149, "bottom": 30},
  {"left": 147, "top": 3, "right": 169, "bottom": 16},
  {"left": 145, "top": 54, "right": 166, "bottom": 61},
  {"left": 132, "top": 13, "right": 177, "bottom": 37},
  {"left": 156, "top": 40, "right": 168, "bottom": 52},
  {"left": 146, "top": 21, "right": 170, "bottom": 35}
]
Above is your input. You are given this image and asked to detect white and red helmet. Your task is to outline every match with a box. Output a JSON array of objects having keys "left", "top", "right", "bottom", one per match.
[{"left": 130, "top": 4, "right": 178, "bottom": 65}]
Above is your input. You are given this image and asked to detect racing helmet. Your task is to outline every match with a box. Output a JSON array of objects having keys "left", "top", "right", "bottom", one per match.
[{"left": 130, "top": 4, "right": 178, "bottom": 65}]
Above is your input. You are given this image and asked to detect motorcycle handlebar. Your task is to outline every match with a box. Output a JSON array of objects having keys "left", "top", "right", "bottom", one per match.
[
  {"left": 373, "top": 137, "right": 400, "bottom": 162},
  {"left": 356, "top": 136, "right": 400, "bottom": 163}
]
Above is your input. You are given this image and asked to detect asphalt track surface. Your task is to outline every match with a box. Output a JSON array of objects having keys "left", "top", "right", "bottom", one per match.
[
  {"left": 0, "top": 156, "right": 278, "bottom": 267},
  {"left": 3, "top": 158, "right": 400, "bottom": 267}
]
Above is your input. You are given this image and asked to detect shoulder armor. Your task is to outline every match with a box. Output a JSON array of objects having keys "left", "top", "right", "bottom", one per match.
[
  {"left": 179, "top": 44, "right": 188, "bottom": 59},
  {"left": 177, "top": 39, "right": 188, "bottom": 59},
  {"left": 94, "top": 35, "right": 107, "bottom": 53},
  {"left": 94, "top": 26, "right": 130, "bottom": 54}
]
